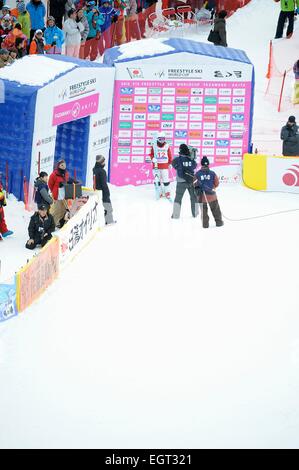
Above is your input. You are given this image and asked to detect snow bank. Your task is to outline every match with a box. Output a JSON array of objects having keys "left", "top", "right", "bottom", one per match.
[
  {"left": 0, "top": 55, "right": 77, "bottom": 86},
  {"left": 117, "top": 38, "right": 175, "bottom": 60}
]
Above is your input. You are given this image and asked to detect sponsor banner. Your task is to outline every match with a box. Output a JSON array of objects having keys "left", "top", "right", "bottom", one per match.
[
  {"left": 52, "top": 93, "right": 99, "bottom": 126},
  {"left": 267, "top": 158, "right": 299, "bottom": 193},
  {"left": 57, "top": 194, "right": 100, "bottom": 268},
  {"left": 110, "top": 78, "right": 252, "bottom": 185},
  {"left": 0, "top": 277, "right": 17, "bottom": 323},
  {"left": 16, "top": 237, "right": 59, "bottom": 312}
]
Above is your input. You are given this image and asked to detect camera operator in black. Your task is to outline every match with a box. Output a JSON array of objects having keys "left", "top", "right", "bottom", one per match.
[
  {"left": 25, "top": 204, "right": 55, "bottom": 250},
  {"left": 194, "top": 156, "right": 223, "bottom": 229},
  {"left": 171, "top": 144, "right": 198, "bottom": 219},
  {"left": 93, "top": 155, "right": 115, "bottom": 225}
]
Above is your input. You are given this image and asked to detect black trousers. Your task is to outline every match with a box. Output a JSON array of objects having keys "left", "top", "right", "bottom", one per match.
[
  {"left": 172, "top": 182, "right": 198, "bottom": 218},
  {"left": 275, "top": 11, "right": 295, "bottom": 38},
  {"left": 25, "top": 234, "right": 52, "bottom": 250},
  {"left": 199, "top": 199, "right": 223, "bottom": 228}
]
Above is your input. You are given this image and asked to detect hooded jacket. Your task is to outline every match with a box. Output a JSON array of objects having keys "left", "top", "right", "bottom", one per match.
[
  {"left": 213, "top": 17, "right": 227, "bottom": 47},
  {"left": 280, "top": 123, "right": 299, "bottom": 156},
  {"left": 194, "top": 166, "right": 219, "bottom": 202},
  {"left": 28, "top": 211, "right": 55, "bottom": 240},
  {"left": 172, "top": 151, "right": 197, "bottom": 183},
  {"left": 98, "top": 5, "right": 120, "bottom": 32},
  {"left": 34, "top": 177, "right": 53, "bottom": 208}
]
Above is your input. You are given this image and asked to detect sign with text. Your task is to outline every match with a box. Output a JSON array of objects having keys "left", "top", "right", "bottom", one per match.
[{"left": 57, "top": 194, "right": 100, "bottom": 268}]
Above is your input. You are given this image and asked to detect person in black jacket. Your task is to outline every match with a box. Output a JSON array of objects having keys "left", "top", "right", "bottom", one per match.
[
  {"left": 280, "top": 115, "right": 299, "bottom": 156},
  {"left": 93, "top": 155, "right": 115, "bottom": 225},
  {"left": 49, "top": 0, "right": 67, "bottom": 29},
  {"left": 171, "top": 144, "right": 198, "bottom": 219},
  {"left": 25, "top": 204, "right": 55, "bottom": 250},
  {"left": 34, "top": 171, "right": 53, "bottom": 210}
]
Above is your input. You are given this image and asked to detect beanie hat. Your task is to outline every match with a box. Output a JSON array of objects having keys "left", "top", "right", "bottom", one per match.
[
  {"left": 35, "top": 29, "right": 43, "bottom": 34},
  {"left": 96, "top": 155, "right": 105, "bottom": 165},
  {"left": 288, "top": 115, "right": 296, "bottom": 123},
  {"left": 38, "top": 204, "right": 47, "bottom": 211},
  {"left": 17, "top": 1, "right": 26, "bottom": 13},
  {"left": 201, "top": 156, "right": 210, "bottom": 167},
  {"left": 179, "top": 143, "right": 191, "bottom": 156},
  {"left": 47, "top": 16, "right": 55, "bottom": 24}
]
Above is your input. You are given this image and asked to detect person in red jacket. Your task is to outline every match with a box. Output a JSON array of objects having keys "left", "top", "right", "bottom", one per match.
[
  {"left": 48, "top": 159, "right": 70, "bottom": 227},
  {"left": 149, "top": 131, "right": 172, "bottom": 199},
  {"left": 0, "top": 183, "right": 13, "bottom": 241}
]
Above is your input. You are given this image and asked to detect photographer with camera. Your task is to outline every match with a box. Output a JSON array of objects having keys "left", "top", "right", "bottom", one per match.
[
  {"left": 25, "top": 204, "right": 55, "bottom": 250},
  {"left": 280, "top": 115, "right": 299, "bottom": 156},
  {"left": 171, "top": 143, "right": 198, "bottom": 219}
]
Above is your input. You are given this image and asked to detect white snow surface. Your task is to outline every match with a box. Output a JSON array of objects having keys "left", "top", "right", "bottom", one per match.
[
  {"left": 0, "top": 55, "right": 78, "bottom": 86},
  {"left": 1, "top": 0, "right": 299, "bottom": 449},
  {"left": 117, "top": 38, "right": 175, "bottom": 60}
]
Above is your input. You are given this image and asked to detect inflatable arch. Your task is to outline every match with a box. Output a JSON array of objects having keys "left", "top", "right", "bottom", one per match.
[{"left": 0, "top": 55, "right": 115, "bottom": 199}]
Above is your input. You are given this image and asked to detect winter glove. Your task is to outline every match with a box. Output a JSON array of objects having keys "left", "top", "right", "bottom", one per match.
[
  {"left": 51, "top": 41, "right": 56, "bottom": 46},
  {"left": 58, "top": 182, "right": 64, "bottom": 188},
  {"left": 112, "top": 15, "right": 118, "bottom": 23},
  {"left": 136, "top": 6, "right": 142, "bottom": 13},
  {"left": 95, "top": 30, "right": 101, "bottom": 39}
]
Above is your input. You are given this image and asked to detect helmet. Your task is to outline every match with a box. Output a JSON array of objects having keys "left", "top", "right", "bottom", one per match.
[{"left": 157, "top": 131, "right": 166, "bottom": 143}]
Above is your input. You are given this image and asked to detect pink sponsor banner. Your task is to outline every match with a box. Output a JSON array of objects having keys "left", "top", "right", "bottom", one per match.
[
  {"left": 110, "top": 80, "right": 252, "bottom": 186},
  {"left": 52, "top": 93, "right": 99, "bottom": 126}
]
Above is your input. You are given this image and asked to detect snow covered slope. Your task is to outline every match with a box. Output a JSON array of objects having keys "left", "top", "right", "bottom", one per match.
[{"left": 1, "top": 0, "right": 299, "bottom": 449}]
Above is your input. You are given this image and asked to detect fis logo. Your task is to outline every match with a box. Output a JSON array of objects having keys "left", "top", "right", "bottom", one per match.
[
  {"left": 216, "top": 140, "right": 229, "bottom": 147},
  {"left": 232, "top": 114, "right": 244, "bottom": 121},
  {"left": 283, "top": 165, "right": 299, "bottom": 186},
  {"left": 148, "top": 104, "right": 161, "bottom": 112},
  {"left": 175, "top": 130, "right": 187, "bottom": 138},
  {"left": 121, "top": 87, "right": 134, "bottom": 95}
]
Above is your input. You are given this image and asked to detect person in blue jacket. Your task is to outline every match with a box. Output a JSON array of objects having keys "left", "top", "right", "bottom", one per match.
[
  {"left": 98, "top": 0, "right": 120, "bottom": 55},
  {"left": 44, "top": 16, "right": 64, "bottom": 54},
  {"left": 26, "top": 0, "right": 46, "bottom": 42},
  {"left": 84, "top": 8, "right": 104, "bottom": 60}
]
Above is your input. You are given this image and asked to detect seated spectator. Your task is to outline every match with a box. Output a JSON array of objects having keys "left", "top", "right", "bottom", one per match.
[
  {"left": 48, "top": 159, "right": 70, "bottom": 227},
  {"left": 0, "top": 4, "right": 16, "bottom": 21},
  {"left": 44, "top": 15, "right": 64, "bottom": 53},
  {"left": 0, "top": 47, "right": 13, "bottom": 66},
  {"left": 0, "top": 183, "right": 14, "bottom": 241},
  {"left": 15, "top": 1, "right": 31, "bottom": 39},
  {"left": 34, "top": 171, "right": 53, "bottom": 210},
  {"left": 15, "top": 35, "right": 27, "bottom": 56},
  {"left": 0, "top": 14, "right": 13, "bottom": 46},
  {"left": 29, "top": 28, "right": 51, "bottom": 54},
  {"left": 8, "top": 45, "right": 17, "bottom": 59},
  {"left": 26, "top": 0, "right": 46, "bottom": 42},
  {"left": 2, "top": 22, "right": 27, "bottom": 49},
  {"left": 25, "top": 204, "right": 55, "bottom": 250}
]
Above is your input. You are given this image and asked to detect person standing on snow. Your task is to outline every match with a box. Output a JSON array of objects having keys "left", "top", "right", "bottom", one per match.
[
  {"left": 0, "top": 183, "right": 13, "bottom": 241},
  {"left": 93, "top": 155, "right": 116, "bottom": 225},
  {"left": 171, "top": 143, "right": 198, "bottom": 219},
  {"left": 280, "top": 115, "right": 299, "bottom": 156},
  {"left": 193, "top": 156, "right": 223, "bottom": 229},
  {"left": 149, "top": 131, "right": 172, "bottom": 199},
  {"left": 44, "top": 16, "right": 64, "bottom": 54},
  {"left": 34, "top": 171, "right": 53, "bottom": 211},
  {"left": 212, "top": 9, "right": 227, "bottom": 46},
  {"left": 63, "top": 8, "right": 84, "bottom": 58},
  {"left": 274, "top": 0, "right": 299, "bottom": 39},
  {"left": 48, "top": 159, "right": 70, "bottom": 227}
]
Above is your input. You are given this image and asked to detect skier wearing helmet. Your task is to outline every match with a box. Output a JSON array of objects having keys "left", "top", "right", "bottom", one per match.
[{"left": 149, "top": 131, "right": 172, "bottom": 199}]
